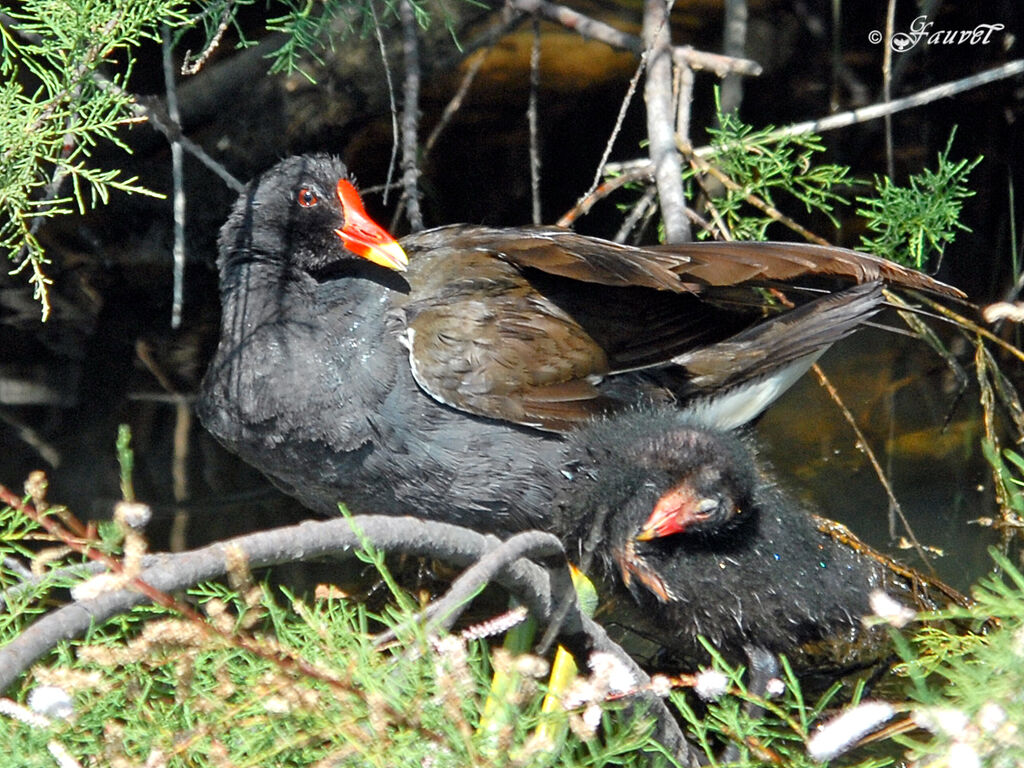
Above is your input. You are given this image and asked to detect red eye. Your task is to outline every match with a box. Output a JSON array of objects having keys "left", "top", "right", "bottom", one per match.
[{"left": 297, "top": 188, "right": 319, "bottom": 207}]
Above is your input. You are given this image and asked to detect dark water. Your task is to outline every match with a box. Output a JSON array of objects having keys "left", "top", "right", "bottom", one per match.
[{"left": 757, "top": 318, "right": 1000, "bottom": 593}]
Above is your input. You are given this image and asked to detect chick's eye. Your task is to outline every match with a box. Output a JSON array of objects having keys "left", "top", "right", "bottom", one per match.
[{"left": 297, "top": 188, "right": 319, "bottom": 207}]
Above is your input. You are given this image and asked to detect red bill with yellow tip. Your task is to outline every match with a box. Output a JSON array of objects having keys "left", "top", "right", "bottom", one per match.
[{"left": 334, "top": 179, "right": 408, "bottom": 271}]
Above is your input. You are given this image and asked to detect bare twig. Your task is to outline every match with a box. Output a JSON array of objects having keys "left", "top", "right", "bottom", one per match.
[
  {"left": 507, "top": 0, "right": 639, "bottom": 52},
  {"left": 607, "top": 60, "right": 1024, "bottom": 177},
  {"left": 901, "top": 290, "right": 1024, "bottom": 365},
  {"left": 169, "top": 403, "right": 192, "bottom": 553},
  {"left": 162, "top": 27, "right": 187, "bottom": 330},
  {"left": 719, "top": 0, "right": 748, "bottom": 115},
  {"left": 180, "top": 0, "right": 234, "bottom": 75},
  {"left": 132, "top": 336, "right": 192, "bottom": 554},
  {"left": 614, "top": 185, "right": 658, "bottom": 243},
  {"left": 2, "top": 556, "right": 35, "bottom": 582},
  {"left": 0, "top": 557, "right": 165, "bottom": 612},
  {"left": 420, "top": 11, "right": 525, "bottom": 168},
  {"left": 0, "top": 407, "right": 61, "bottom": 472},
  {"left": 673, "top": 44, "right": 762, "bottom": 77},
  {"left": 882, "top": 0, "right": 895, "bottom": 179},
  {"left": 683, "top": 205, "right": 718, "bottom": 238},
  {"left": 504, "top": 0, "right": 762, "bottom": 77},
  {"left": 642, "top": 0, "right": 688, "bottom": 243},
  {"left": 528, "top": 15, "right": 543, "bottom": 225},
  {"left": 134, "top": 91, "right": 244, "bottom": 193},
  {"left": 557, "top": 165, "right": 652, "bottom": 227},
  {"left": 0, "top": 509, "right": 697, "bottom": 763},
  {"left": 368, "top": 0, "right": 401, "bottom": 206},
  {"left": 399, "top": 0, "right": 423, "bottom": 231},
  {"left": 810, "top": 365, "right": 936, "bottom": 573},
  {"left": 391, "top": 530, "right": 568, "bottom": 637},
  {"left": 974, "top": 345, "right": 1011, "bottom": 546},
  {"left": 672, "top": 49, "right": 694, "bottom": 147},
  {"left": 688, "top": 167, "right": 732, "bottom": 240},
  {"left": 568, "top": 56, "right": 646, "bottom": 226},
  {"left": 424, "top": 41, "right": 490, "bottom": 155}
]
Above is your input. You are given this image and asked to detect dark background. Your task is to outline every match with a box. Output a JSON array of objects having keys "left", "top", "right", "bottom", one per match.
[{"left": 2, "top": 0, "right": 1022, "bottom": 591}]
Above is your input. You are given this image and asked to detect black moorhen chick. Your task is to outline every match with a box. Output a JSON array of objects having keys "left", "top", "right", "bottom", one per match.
[
  {"left": 551, "top": 409, "right": 966, "bottom": 673},
  {"left": 197, "top": 154, "right": 959, "bottom": 533}
]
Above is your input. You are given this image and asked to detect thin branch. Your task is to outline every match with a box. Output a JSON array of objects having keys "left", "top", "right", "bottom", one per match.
[
  {"left": 504, "top": 0, "right": 762, "bottom": 77},
  {"left": 2, "top": 556, "right": 35, "bottom": 582},
  {"left": 882, "top": 0, "right": 896, "bottom": 179},
  {"left": 162, "top": 27, "right": 187, "bottom": 330},
  {"left": 567, "top": 55, "right": 645, "bottom": 226},
  {"left": 642, "top": 0, "right": 689, "bottom": 243},
  {"left": 393, "top": 530, "right": 568, "bottom": 637},
  {"left": 368, "top": 0, "right": 401, "bottom": 206},
  {"left": 899, "top": 290, "right": 1024, "bottom": 365},
  {"left": 399, "top": 0, "right": 423, "bottom": 231},
  {"left": 810, "top": 364, "right": 937, "bottom": 574},
  {"left": 180, "top": 0, "right": 234, "bottom": 75},
  {"left": 169, "top": 402, "right": 192, "bottom": 553},
  {"left": 134, "top": 91, "right": 244, "bottom": 193},
  {"left": 557, "top": 165, "right": 652, "bottom": 227},
  {"left": 1, "top": 556, "right": 166, "bottom": 612},
  {"left": 673, "top": 44, "right": 762, "bottom": 77},
  {"left": 424, "top": 46, "right": 488, "bottom": 156},
  {"left": 0, "top": 403, "right": 63, "bottom": 471},
  {"left": 607, "top": 60, "right": 1024, "bottom": 176},
  {"left": 975, "top": 344, "right": 1012, "bottom": 545},
  {"left": 507, "top": 0, "right": 639, "bottom": 52},
  {"left": 719, "top": 0, "right": 748, "bottom": 115},
  {"left": 826, "top": 0, "right": 841, "bottom": 111},
  {"left": 0, "top": 13, "right": 120, "bottom": 160},
  {"left": 672, "top": 49, "right": 694, "bottom": 146},
  {"left": 528, "top": 15, "right": 543, "bottom": 224},
  {"left": 614, "top": 185, "right": 658, "bottom": 243},
  {"left": 687, "top": 164, "right": 732, "bottom": 240},
  {"left": 0, "top": 511, "right": 697, "bottom": 763}
]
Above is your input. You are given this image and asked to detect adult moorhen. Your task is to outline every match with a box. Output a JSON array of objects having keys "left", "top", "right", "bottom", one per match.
[
  {"left": 551, "top": 408, "right": 967, "bottom": 673},
  {"left": 197, "top": 154, "right": 961, "bottom": 533}
]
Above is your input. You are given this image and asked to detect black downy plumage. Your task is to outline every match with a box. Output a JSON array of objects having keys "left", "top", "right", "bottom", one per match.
[{"left": 552, "top": 410, "right": 966, "bottom": 672}]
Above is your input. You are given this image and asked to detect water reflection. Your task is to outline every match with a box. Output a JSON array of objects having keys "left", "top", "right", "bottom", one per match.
[{"left": 757, "top": 319, "right": 1000, "bottom": 592}]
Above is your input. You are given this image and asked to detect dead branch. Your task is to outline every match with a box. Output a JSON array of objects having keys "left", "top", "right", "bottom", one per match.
[{"left": 642, "top": 0, "right": 689, "bottom": 243}]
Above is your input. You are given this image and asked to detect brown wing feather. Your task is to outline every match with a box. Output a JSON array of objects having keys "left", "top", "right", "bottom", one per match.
[
  {"left": 403, "top": 224, "right": 964, "bottom": 298},
  {"left": 409, "top": 225, "right": 688, "bottom": 292},
  {"left": 402, "top": 252, "right": 620, "bottom": 430},
  {"left": 659, "top": 241, "right": 964, "bottom": 297},
  {"left": 396, "top": 226, "right": 961, "bottom": 430},
  {"left": 673, "top": 281, "right": 884, "bottom": 390}
]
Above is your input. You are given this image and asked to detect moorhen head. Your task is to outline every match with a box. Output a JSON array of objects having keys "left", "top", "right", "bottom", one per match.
[
  {"left": 553, "top": 409, "right": 965, "bottom": 673},
  {"left": 198, "top": 154, "right": 961, "bottom": 534},
  {"left": 217, "top": 154, "right": 407, "bottom": 280}
]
